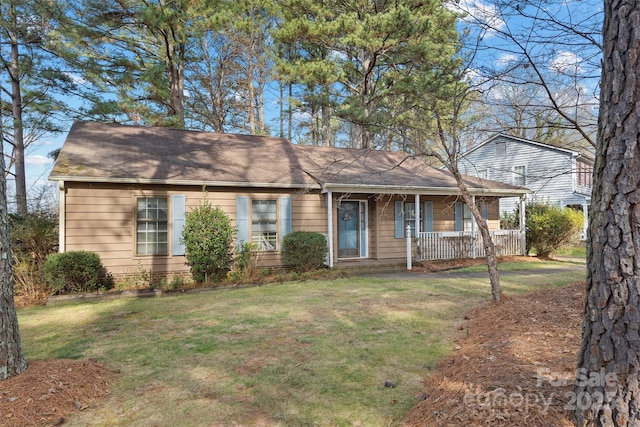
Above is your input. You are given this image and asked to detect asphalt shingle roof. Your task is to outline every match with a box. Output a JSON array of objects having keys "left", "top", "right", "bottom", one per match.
[{"left": 49, "top": 121, "right": 528, "bottom": 195}]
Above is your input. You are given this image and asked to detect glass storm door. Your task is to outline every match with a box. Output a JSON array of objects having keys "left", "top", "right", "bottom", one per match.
[{"left": 338, "top": 201, "right": 360, "bottom": 258}]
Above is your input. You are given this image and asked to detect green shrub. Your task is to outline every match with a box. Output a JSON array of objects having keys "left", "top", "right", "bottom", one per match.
[
  {"left": 282, "top": 231, "right": 328, "bottom": 272},
  {"left": 43, "top": 251, "right": 114, "bottom": 294},
  {"left": 182, "top": 200, "right": 235, "bottom": 282},
  {"left": 10, "top": 211, "right": 58, "bottom": 298},
  {"left": 505, "top": 201, "right": 583, "bottom": 258},
  {"left": 528, "top": 204, "right": 583, "bottom": 258}
]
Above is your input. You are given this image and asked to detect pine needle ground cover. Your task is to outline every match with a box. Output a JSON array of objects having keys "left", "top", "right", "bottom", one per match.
[{"left": 17, "top": 261, "right": 584, "bottom": 426}]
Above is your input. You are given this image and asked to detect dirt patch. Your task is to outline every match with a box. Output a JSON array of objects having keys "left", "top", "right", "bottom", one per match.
[
  {"left": 403, "top": 281, "right": 584, "bottom": 427},
  {"left": 0, "top": 359, "right": 113, "bottom": 426}
]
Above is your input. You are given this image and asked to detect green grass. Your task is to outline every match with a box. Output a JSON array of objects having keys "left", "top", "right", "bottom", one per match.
[
  {"left": 553, "top": 242, "right": 587, "bottom": 257},
  {"left": 17, "top": 261, "right": 585, "bottom": 426}
]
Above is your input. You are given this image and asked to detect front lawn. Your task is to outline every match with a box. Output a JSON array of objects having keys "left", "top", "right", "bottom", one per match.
[{"left": 17, "top": 261, "right": 585, "bottom": 426}]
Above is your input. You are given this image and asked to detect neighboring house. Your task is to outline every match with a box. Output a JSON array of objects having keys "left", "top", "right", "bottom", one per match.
[
  {"left": 49, "top": 121, "right": 529, "bottom": 280},
  {"left": 459, "top": 134, "right": 594, "bottom": 237}
]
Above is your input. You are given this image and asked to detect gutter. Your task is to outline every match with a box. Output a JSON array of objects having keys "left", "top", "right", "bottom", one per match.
[
  {"left": 320, "top": 183, "right": 530, "bottom": 197},
  {"left": 48, "top": 175, "right": 321, "bottom": 190}
]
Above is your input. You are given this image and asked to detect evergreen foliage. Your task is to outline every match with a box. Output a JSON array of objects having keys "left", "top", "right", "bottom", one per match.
[
  {"left": 182, "top": 200, "right": 236, "bottom": 282},
  {"left": 43, "top": 251, "right": 113, "bottom": 294},
  {"left": 503, "top": 201, "right": 583, "bottom": 258},
  {"left": 282, "top": 231, "right": 328, "bottom": 272}
]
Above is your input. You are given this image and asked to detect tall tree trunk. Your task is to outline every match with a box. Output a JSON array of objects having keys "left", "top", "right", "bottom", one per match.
[
  {"left": 574, "top": 1, "right": 640, "bottom": 425},
  {"left": 321, "top": 101, "right": 331, "bottom": 147},
  {"left": 287, "top": 83, "right": 293, "bottom": 140},
  {"left": 0, "top": 118, "right": 27, "bottom": 380},
  {"left": 9, "top": 0, "right": 27, "bottom": 216}
]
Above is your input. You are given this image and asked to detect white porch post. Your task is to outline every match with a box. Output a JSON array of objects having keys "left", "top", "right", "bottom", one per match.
[
  {"left": 519, "top": 195, "right": 527, "bottom": 255},
  {"left": 471, "top": 195, "right": 477, "bottom": 259},
  {"left": 406, "top": 224, "right": 412, "bottom": 270},
  {"left": 582, "top": 202, "right": 589, "bottom": 240},
  {"left": 415, "top": 194, "right": 420, "bottom": 234},
  {"left": 327, "top": 191, "right": 334, "bottom": 267}
]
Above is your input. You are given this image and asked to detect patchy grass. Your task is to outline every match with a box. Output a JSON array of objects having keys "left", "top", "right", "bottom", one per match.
[
  {"left": 17, "top": 261, "right": 585, "bottom": 426},
  {"left": 553, "top": 242, "right": 587, "bottom": 257}
]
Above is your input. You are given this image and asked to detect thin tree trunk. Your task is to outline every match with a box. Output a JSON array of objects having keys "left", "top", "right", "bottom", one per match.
[
  {"left": 321, "top": 101, "right": 331, "bottom": 147},
  {"left": 9, "top": 0, "right": 27, "bottom": 216},
  {"left": 451, "top": 170, "right": 501, "bottom": 303},
  {"left": 574, "top": 1, "right": 640, "bottom": 425},
  {"left": 0, "top": 117, "right": 27, "bottom": 380}
]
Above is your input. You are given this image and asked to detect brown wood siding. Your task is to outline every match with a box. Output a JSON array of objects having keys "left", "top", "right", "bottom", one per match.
[{"left": 63, "top": 183, "right": 326, "bottom": 278}]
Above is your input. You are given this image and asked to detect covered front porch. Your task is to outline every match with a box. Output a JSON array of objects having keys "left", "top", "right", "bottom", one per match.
[{"left": 415, "top": 229, "right": 525, "bottom": 261}]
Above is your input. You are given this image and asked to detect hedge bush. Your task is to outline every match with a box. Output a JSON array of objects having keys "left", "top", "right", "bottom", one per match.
[
  {"left": 282, "top": 231, "right": 328, "bottom": 272},
  {"left": 527, "top": 203, "right": 583, "bottom": 258},
  {"left": 502, "top": 201, "right": 583, "bottom": 258},
  {"left": 182, "top": 200, "right": 235, "bottom": 282},
  {"left": 43, "top": 251, "right": 114, "bottom": 294}
]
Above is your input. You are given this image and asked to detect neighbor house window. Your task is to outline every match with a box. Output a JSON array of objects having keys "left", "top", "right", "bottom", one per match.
[
  {"left": 477, "top": 169, "right": 488, "bottom": 179},
  {"left": 496, "top": 141, "right": 506, "bottom": 156},
  {"left": 136, "top": 197, "right": 168, "bottom": 255},
  {"left": 513, "top": 165, "right": 526, "bottom": 186},
  {"left": 252, "top": 200, "right": 277, "bottom": 251},
  {"left": 577, "top": 161, "right": 593, "bottom": 188}
]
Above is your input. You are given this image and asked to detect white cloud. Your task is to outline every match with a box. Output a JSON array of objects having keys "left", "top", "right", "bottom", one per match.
[
  {"left": 64, "top": 72, "right": 87, "bottom": 85},
  {"left": 292, "top": 110, "right": 312, "bottom": 123},
  {"left": 496, "top": 54, "right": 517, "bottom": 67},
  {"left": 549, "top": 51, "right": 584, "bottom": 74},
  {"left": 448, "top": 0, "right": 506, "bottom": 34},
  {"left": 26, "top": 155, "right": 54, "bottom": 167}
]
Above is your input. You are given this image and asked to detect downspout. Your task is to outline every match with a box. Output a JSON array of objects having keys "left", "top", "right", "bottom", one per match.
[
  {"left": 582, "top": 202, "right": 589, "bottom": 240},
  {"left": 327, "top": 191, "right": 334, "bottom": 267},
  {"left": 58, "top": 181, "right": 66, "bottom": 253},
  {"left": 520, "top": 195, "right": 527, "bottom": 255}
]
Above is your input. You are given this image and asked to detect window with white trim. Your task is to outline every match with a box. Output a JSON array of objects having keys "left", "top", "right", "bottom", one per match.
[
  {"left": 404, "top": 202, "right": 420, "bottom": 237},
  {"left": 513, "top": 165, "right": 526, "bottom": 186},
  {"left": 136, "top": 197, "right": 168, "bottom": 255},
  {"left": 252, "top": 199, "right": 278, "bottom": 251},
  {"left": 496, "top": 141, "right": 506, "bottom": 156}
]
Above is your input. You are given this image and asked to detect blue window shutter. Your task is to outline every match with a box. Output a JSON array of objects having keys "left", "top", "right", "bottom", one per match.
[
  {"left": 454, "top": 201, "right": 463, "bottom": 231},
  {"left": 394, "top": 201, "right": 404, "bottom": 238},
  {"left": 280, "top": 196, "right": 292, "bottom": 245},
  {"left": 236, "top": 196, "right": 249, "bottom": 246},
  {"left": 423, "top": 201, "right": 433, "bottom": 232},
  {"left": 172, "top": 195, "right": 186, "bottom": 256}
]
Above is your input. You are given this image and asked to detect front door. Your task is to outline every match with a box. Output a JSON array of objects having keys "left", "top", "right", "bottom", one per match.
[{"left": 337, "top": 201, "right": 364, "bottom": 258}]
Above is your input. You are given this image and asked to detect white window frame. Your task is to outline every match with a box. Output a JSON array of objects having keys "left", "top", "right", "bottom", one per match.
[
  {"left": 513, "top": 165, "right": 526, "bottom": 186},
  {"left": 136, "top": 197, "right": 169, "bottom": 255},
  {"left": 252, "top": 199, "right": 278, "bottom": 251},
  {"left": 404, "top": 202, "right": 421, "bottom": 237}
]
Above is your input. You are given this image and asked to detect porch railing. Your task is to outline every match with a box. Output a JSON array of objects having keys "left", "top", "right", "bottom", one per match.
[{"left": 415, "top": 230, "right": 524, "bottom": 261}]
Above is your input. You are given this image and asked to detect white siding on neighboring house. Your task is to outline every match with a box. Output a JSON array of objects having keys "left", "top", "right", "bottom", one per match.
[{"left": 460, "top": 134, "right": 592, "bottom": 216}]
